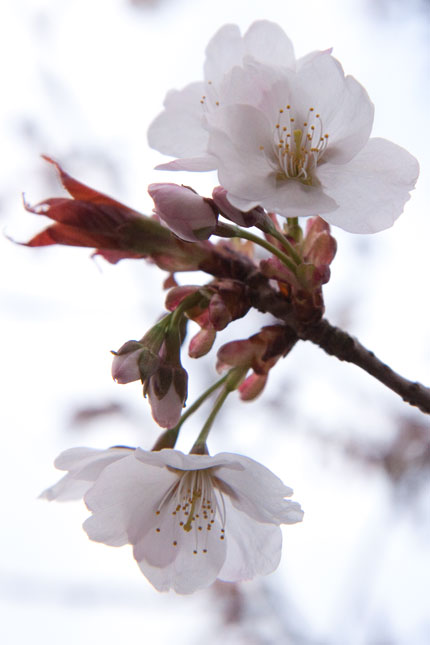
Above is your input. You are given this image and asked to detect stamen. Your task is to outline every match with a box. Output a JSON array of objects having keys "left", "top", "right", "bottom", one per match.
[{"left": 268, "top": 104, "right": 330, "bottom": 184}]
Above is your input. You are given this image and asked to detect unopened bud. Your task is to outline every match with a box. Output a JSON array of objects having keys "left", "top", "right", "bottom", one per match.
[
  {"left": 111, "top": 341, "right": 144, "bottom": 383},
  {"left": 148, "top": 183, "right": 217, "bottom": 242},
  {"left": 189, "top": 327, "right": 216, "bottom": 358},
  {"left": 239, "top": 373, "right": 268, "bottom": 401},
  {"left": 212, "top": 186, "right": 264, "bottom": 227}
]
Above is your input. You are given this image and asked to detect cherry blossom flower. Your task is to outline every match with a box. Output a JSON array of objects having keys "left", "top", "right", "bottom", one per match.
[
  {"left": 148, "top": 20, "right": 419, "bottom": 233},
  {"left": 147, "top": 21, "right": 295, "bottom": 172},
  {"left": 42, "top": 446, "right": 303, "bottom": 594}
]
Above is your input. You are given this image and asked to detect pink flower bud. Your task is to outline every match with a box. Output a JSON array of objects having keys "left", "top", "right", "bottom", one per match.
[
  {"left": 148, "top": 183, "right": 217, "bottom": 242},
  {"left": 212, "top": 186, "right": 263, "bottom": 227},
  {"left": 147, "top": 365, "right": 188, "bottom": 428},
  {"left": 303, "top": 217, "right": 337, "bottom": 267},
  {"left": 111, "top": 341, "right": 144, "bottom": 384},
  {"left": 189, "top": 327, "right": 216, "bottom": 358},
  {"left": 239, "top": 373, "right": 268, "bottom": 401}
]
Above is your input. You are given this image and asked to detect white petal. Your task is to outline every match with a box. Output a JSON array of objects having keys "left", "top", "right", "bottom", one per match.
[
  {"left": 203, "top": 24, "right": 243, "bottom": 84},
  {"left": 40, "top": 474, "right": 93, "bottom": 502},
  {"left": 318, "top": 138, "right": 419, "bottom": 233},
  {"left": 147, "top": 82, "right": 209, "bottom": 159},
  {"left": 243, "top": 20, "right": 295, "bottom": 68},
  {"left": 289, "top": 51, "right": 374, "bottom": 162},
  {"left": 41, "top": 447, "right": 134, "bottom": 501},
  {"left": 135, "top": 448, "right": 244, "bottom": 473},
  {"left": 215, "top": 453, "right": 304, "bottom": 525},
  {"left": 83, "top": 454, "right": 177, "bottom": 547},
  {"left": 136, "top": 519, "right": 226, "bottom": 593},
  {"left": 227, "top": 179, "right": 338, "bottom": 219},
  {"left": 218, "top": 499, "right": 282, "bottom": 581},
  {"left": 207, "top": 103, "right": 338, "bottom": 217},
  {"left": 54, "top": 447, "right": 104, "bottom": 471},
  {"left": 207, "top": 104, "right": 279, "bottom": 196},
  {"left": 155, "top": 156, "right": 217, "bottom": 171}
]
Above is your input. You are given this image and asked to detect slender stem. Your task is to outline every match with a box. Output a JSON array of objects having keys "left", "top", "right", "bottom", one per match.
[
  {"left": 286, "top": 217, "right": 302, "bottom": 244},
  {"left": 192, "top": 367, "right": 248, "bottom": 450},
  {"left": 193, "top": 387, "right": 231, "bottom": 449},
  {"left": 175, "top": 373, "right": 229, "bottom": 431},
  {"left": 256, "top": 215, "right": 302, "bottom": 264},
  {"left": 214, "top": 222, "right": 298, "bottom": 274},
  {"left": 301, "top": 319, "right": 430, "bottom": 415},
  {"left": 267, "top": 227, "right": 302, "bottom": 264}
]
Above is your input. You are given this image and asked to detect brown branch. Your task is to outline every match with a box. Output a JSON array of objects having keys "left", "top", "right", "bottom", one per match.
[{"left": 300, "top": 319, "right": 430, "bottom": 415}]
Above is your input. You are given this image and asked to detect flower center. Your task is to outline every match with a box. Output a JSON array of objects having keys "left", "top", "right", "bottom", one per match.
[
  {"left": 154, "top": 469, "right": 225, "bottom": 554},
  {"left": 265, "top": 105, "right": 329, "bottom": 185}
]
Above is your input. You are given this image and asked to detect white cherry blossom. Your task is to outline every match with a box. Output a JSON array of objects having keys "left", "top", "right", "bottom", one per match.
[
  {"left": 147, "top": 20, "right": 295, "bottom": 172},
  {"left": 42, "top": 446, "right": 303, "bottom": 594},
  {"left": 148, "top": 20, "right": 419, "bottom": 233}
]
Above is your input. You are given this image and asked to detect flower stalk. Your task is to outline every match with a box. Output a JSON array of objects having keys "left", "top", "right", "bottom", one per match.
[
  {"left": 192, "top": 367, "right": 248, "bottom": 452},
  {"left": 214, "top": 221, "right": 299, "bottom": 275}
]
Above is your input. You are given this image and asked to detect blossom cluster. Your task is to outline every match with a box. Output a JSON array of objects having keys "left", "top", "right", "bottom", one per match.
[{"left": 23, "top": 20, "right": 420, "bottom": 594}]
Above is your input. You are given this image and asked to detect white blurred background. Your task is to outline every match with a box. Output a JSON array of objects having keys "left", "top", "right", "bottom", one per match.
[{"left": 1, "top": 0, "right": 429, "bottom": 643}]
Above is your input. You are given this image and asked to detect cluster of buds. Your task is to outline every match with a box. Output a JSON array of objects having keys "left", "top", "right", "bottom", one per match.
[
  {"left": 165, "top": 279, "right": 251, "bottom": 358},
  {"left": 21, "top": 158, "right": 338, "bottom": 427},
  {"left": 217, "top": 325, "right": 298, "bottom": 401},
  {"left": 260, "top": 217, "right": 337, "bottom": 326},
  {"left": 112, "top": 320, "right": 188, "bottom": 428}
]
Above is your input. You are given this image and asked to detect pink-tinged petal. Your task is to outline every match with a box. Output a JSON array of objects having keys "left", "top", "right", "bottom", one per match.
[
  {"left": 318, "top": 138, "right": 419, "bottom": 233},
  {"left": 243, "top": 20, "right": 295, "bottom": 68},
  {"left": 83, "top": 454, "right": 177, "bottom": 547},
  {"left": 218, "top": 499, "right": 283, "bottom": 581},
  {"left": 215, "top": 453, "right": 304, "bottom": 525},
  {"left": 289, "top": 52, "right": 374, "bottom": 162},
  {"left": 136, "top": 526, "right": 227, "bottom": 594},
  {"left": 203, "top": 24, "right": 243, "bottom": 84},
  {"left": 147, "top": 82, "right": 209, "bottom": 159}
]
